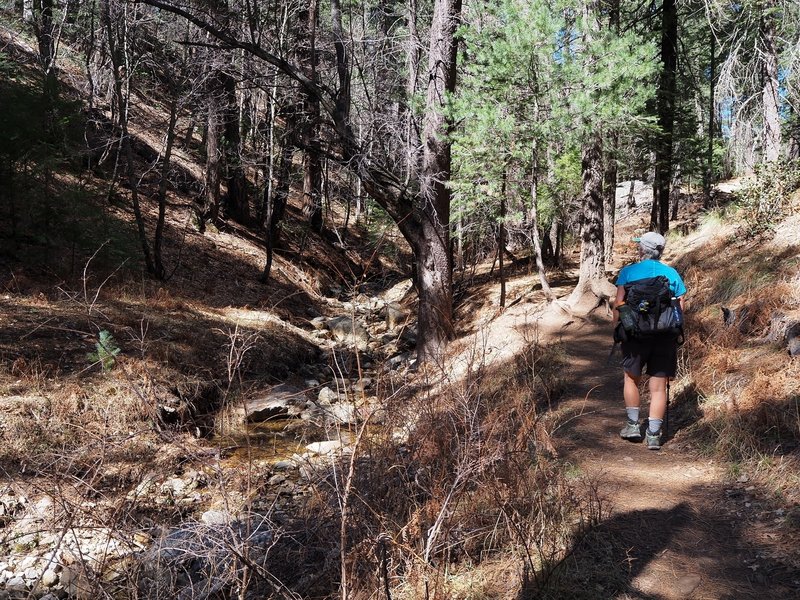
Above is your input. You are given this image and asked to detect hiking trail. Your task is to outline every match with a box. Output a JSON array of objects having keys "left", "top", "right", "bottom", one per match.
[{"left": 538, "top": 308, "right": 797, "bottom": 599}]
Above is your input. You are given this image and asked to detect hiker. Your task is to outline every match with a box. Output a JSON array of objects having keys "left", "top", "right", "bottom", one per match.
[{"left": 613, "top": 231, "right": 686, "bottom": 450}]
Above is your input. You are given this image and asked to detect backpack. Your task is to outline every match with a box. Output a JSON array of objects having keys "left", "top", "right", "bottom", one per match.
[{"left": 617, "top": 275, "right": 684, "bottom": 343}]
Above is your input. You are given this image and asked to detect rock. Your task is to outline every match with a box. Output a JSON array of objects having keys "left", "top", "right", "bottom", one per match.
[
  {"left": 310, "top": 316, "right": 327, "bottom": 330},
  {"left": 674, "top": 574, "right": 702, "bottom": 596},
  {"left": 272, "top": 460, "right": 297, "bottom": 471},
  {"left": 200, "top": 510, "right": 232, "bottom": 526},
  {"left": 128, "top": 472, "right": 158, "bottom": 500},
  {"left": 238, "top": 384, "right": 308, "bottom": 423},
  {"left": 351, "top": 378, "right": 372, "bottom": 393},
  {"left": 318, "top": 386, "right": 339, "bottom": 405},
  {"left": 305, "top": 441, "right": 344, "bottom": 455},
  {"left": 161, "top": 477, "right": 189, "bottom": 497},
  {"left": 326, "top": 403, "right": 357, "bottom": 425},
  {"left": 41, "top": 569, "right": 59, "bottom": 587},
  {"left": 787, "top": 322, "right": 800, "bottom": 356},
  {"left": 23, "top": 567, "right": 39, "bottom": 580},
  {"left": 326, "top": 317, "right": 370, "bottom": 349},
  {"left": 59, "top": 566, "right": 76, "bottom": 587},
  {"left": 5, "top": 576, "right": 26, "bottom": 592},
  {"left": 381, "top": 279, "right": 413, "bottom": 304},
  {"left": 384, "top": 302, "right": 409, "bottom": 330}
]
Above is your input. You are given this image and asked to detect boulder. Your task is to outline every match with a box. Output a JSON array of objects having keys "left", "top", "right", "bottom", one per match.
[
  {"left": 326, "top": 316, "right": 370, "bottom": 349},
  {"left": 317, "top": 386, "right": 340, "bottom": 405},
  {"left": 384, "top": 302, "right": 409, "bottom": 330},
  {"left": 325, "top": 403, "right": 357, "bottom": 425},
  {"left": 236, "top": 384, "right": 309, "bottom": 423}
]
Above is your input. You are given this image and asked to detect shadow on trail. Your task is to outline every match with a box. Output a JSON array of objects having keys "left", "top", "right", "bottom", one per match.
[{"left": 524, "top": 502, "right": 694, "bottom": 600}]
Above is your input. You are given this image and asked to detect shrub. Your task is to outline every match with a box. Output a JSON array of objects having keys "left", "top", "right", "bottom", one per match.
[{"left": 739, "top": 159, "right": 800, "bottom": 232}]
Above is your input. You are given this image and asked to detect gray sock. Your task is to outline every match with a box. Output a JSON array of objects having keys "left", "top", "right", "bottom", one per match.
[
  {"left": 626, "top": 407, "right": 640, "bottom": 423},
  {"left": 648, "top": 418, "right": 663, "bottom": 434}
]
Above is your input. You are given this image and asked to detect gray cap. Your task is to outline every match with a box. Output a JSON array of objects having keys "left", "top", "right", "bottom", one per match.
[{"left": 634, "top": 231, "right": 666, "bottom": 254}]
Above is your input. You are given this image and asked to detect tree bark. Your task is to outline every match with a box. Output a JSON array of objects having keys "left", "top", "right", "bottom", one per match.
[
  {"left": 603, "top": 137, "right": 617, "bottom": 263},
  {"left": 154, "top": 94, "right": 179, "bottom": 280},
  {"left": 222, "top": 71, "right": 250, "bottom": 224},
  {"left": 499, "top": 172, "right": 506, "bottom": 308},
  {"left": 301, "top": 0, "right": 323, "bottom": 233},
  {"left": 529, "top": 151, "right": 553, "bottom": 301},
  {"left": 651, "top": 0, "right": 677, "bottom": 234},
  {"left": 704, "top": 22, "right": 715, "bottom": 207},
  {"left": 201, "top": 87, "right": 222, "bottom": 232},
  {"left": 414, "top": 0, "right": 461, "bottom": 361},
  {"left": 603, "top": 0, "right": 620, "bottom": 262},
  {"left": 32, "top": 0, "right": 58, "bottom": 112},
  {"left": 568, "top": 130, "right": 605, "bottom": 305},
  {"left": 102, "top": 0, "right": 155, "bottom": 275},
  {"left": 261, "top": 133, "right": 292, "bottom": 283},
  {"left": 405, "top": 0, "right": 422, "bottom": 184},
  {"left": 568, "top": 2, "right": 606, "bottom": 307},
  {"left": 761, "top": 0, "right": 781, "bottom": 163}
]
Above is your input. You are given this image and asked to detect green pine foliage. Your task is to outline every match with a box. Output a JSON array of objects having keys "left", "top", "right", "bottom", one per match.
[
  {"left": 87, "top": 330, "right": 122, "bottom": 371},
  {"left": 451, "top": 0, "right": 657, "bottom": 260}
]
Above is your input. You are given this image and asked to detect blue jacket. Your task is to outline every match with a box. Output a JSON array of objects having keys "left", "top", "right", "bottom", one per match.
[{"left": 616, "top": 259, "right": 686, "bottom": 298}]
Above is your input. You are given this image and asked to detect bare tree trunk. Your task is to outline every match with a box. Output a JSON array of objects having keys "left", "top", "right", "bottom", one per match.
[
  {"left": 32, "top": 0, "right": 59, "bottom": 113},
  {"left": 704, "top": 21, "right": 715, "bottom": 207},
  {"left": 627, "top": 178, "right": 636, "bottom": 209},
  {"left": 499, "top": 171, "right": 506, "bottom": 308},
  {"left": 154, "top": 94, "right": 179, "bottom": 279},
  {"left": 222, "top": 72, "right": 250, "bottom": 224},
  {"left": 405, "top": 0, "right": 421, "bottom": 184},
  {"left": 604, "top": 0, "right": 620, "bottom": 261},
  {"left": 761, "top": 0, "right": 781, "bottom": 163},
  {"left": 102, "top": 0, "right": 155, "bottom": 274},
  {"left": 603, "top": 137, "right": 617, "bottom": 263},
  {"left": 529, "top": 153, "right": 553, "bottom": 300},
  {"left": 651, "top": 0, "right": 677, "bottom": 234},
  {"left": 670, "top": 165, "right": 681, "bottom": 221},
  {"left": 569, "top": 2, "right": 606, "bottom": 306},
  {"left": 415, "top": 0, "right": 461, "bottom": 362},
  {"left": 568, "top": 130, "right": 605, "bottom": 305},
  {"left": 301, "top": 0, "right": 323, "bottom": 233},
  {"left": 261, "top": 135, "right": 292, "bottom": 283},
  {"left": 201, "top": 89, "right": 222, "bottom": 232}
]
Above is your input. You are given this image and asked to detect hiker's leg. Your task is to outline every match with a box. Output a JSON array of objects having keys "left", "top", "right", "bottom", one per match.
[
  {"left": 620, "top": 370, "right": 644, "bottom": 439},
  {"left": 623, "top": 371, "right": 641, "bottom": 408},
  {"left": 648, "top": 375, "right": 668, "bottom": 421},
  {"left": 621, "top": 341, "right": 645, "bottom": 433}
]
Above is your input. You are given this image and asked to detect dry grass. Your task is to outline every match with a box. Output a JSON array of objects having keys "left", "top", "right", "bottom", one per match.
[
  {"left": 668, "top": 208, "right": 800, "bottom": 511},
  {"left": 286, "top": 341, "right": 603, "bottom": 600}
]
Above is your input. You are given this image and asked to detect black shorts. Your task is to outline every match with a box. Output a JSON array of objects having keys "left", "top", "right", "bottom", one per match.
[{"left": 621, "top": 335, "right": 678, "bottom": 377}]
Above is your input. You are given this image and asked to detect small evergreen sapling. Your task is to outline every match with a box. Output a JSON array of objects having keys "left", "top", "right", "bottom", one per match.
[{"left": 87, "top": 330, "right": 121, "bottom": 370}]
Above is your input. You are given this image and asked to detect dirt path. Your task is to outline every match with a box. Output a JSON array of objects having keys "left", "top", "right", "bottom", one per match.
[{"left": 544, "top": 311, "right": 797, "bottom": 600}]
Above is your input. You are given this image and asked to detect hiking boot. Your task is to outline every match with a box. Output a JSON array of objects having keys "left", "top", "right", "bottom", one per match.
[
  {"left": 620, "top": 420, "right": 643, "bottom": 442},
  {"left": 646, "top": 429, "right": 662, "bottom": 450}
]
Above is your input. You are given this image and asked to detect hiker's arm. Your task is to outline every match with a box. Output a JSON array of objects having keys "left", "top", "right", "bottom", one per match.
[
  {"left": 612, "top": 286, "right": 626, "bottom": 326},
  {"left": 678, "top": 295, "right": 685, "bottom": 312}
]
